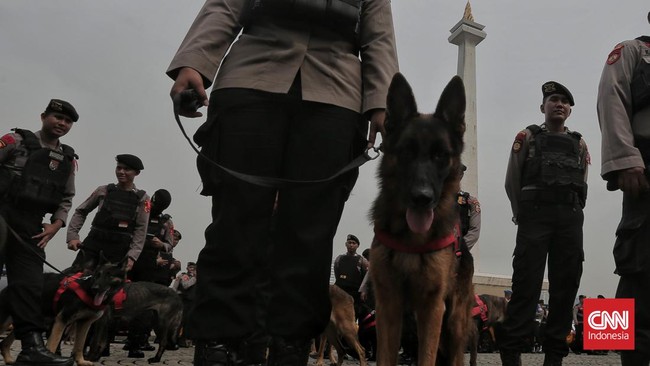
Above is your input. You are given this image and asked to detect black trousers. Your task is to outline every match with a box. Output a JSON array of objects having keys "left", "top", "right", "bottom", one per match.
[
  {"left": 499, "top": 201, "right": 584, "bottom": 358},
  {"left": 614, "top": 191, "right": 650, "bottom": 357},
  {"left": 186, "top": 84, "right": 363, "bottom": 347},
  {"left": 0, "top": 206, "right": 47, "bottom": 339}
]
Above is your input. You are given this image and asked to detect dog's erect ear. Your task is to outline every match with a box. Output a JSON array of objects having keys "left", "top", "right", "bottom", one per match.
[
  {"left": 435, "top": 75, "right": 466, "bottom": 149},
  {"left": 386, "top": 73, "right": 418, "bottom": 135}
]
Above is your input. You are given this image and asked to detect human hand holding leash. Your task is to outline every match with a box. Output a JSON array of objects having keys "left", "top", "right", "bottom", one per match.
[
  {"left": 67, "top": 239, "right": 82, "bottom": 251},
  {"left": 367, "top": 109, "right": 386, "bottom": 149},
  {"left": 170, "top": 67, "right": 208, "bottom": 118}
]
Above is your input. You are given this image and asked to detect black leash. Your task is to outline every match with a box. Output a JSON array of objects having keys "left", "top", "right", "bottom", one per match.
[
  {"left": 3, "top": 219, "right": 65, "bottom": 275},
  {"left": 173, "top": 91, "right": 380, "bottom": 188}
]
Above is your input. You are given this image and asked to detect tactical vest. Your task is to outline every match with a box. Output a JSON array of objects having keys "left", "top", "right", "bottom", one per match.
[
  {"left": 521, "top": 125, "right": 586, "bottom": 198},
  {"left": 631, "top": 36, "right": 650, "bottom": 113},
  {"left": 0, "top": 129, "right": 76, "bottom": 213},
  {"left": 91, "top": 184, "right": 144, "bottom": 233},
  {"left": 457, "top": 192, "right": 471, "bottom": 237},
  {"left": 141, "top": 214, "right": 171, "bottom": 259},
  {"left": 335, "top": 254, "right": 364, "bottom": 291}
]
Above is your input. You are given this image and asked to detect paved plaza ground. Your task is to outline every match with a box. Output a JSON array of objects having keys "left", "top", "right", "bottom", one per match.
[{"left": 1, "top": 340, "right": 623, "bottom": 366}]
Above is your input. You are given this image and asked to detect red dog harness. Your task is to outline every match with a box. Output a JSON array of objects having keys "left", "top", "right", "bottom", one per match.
[
  {"left": 112, "top": 288, "right": 127, "bottom": 310},
  {"left": 53, "top": 272, "right": 105, "bottom": 313},
  {"left": 471, "top": 294, "right": 489, "bottom": 323}
]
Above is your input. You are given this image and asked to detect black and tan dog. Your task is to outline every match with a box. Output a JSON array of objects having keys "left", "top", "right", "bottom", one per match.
[
  {"left": 370, "top": 73, "right": 474, "bottom": 366},
  {"left": 0, "top": 257, "right": 127, "bottom": 366},
  {"left": 315, "top": 285, "right": 367, "bottom": 366},
  {"left": 468, "top": 294, "right": 508, "bottom": 366},
  {"left": 85, "top": 281, "right": 183, "bottom": 364}
]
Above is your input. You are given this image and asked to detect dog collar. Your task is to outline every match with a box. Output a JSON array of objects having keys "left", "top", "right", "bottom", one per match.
[{"left": 373, "top": 225, "right": 460, "bottom": 254}]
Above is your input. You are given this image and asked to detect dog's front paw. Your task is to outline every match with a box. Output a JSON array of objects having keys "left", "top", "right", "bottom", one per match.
[
  {"left": 147, "top": 356, "right": 161, "bottom": 363},
  {"left": 75, "top": 357, "right": 94, "bottom": 366}
]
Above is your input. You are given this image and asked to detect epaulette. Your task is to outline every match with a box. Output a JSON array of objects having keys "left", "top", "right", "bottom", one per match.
[{"left": 526, "top": 124, "right": 543, "bottom": 136}]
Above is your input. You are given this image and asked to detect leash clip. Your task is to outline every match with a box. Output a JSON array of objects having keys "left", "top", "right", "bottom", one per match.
[{"left": 365, "top": 147, "right": 381, "bottom": 161}]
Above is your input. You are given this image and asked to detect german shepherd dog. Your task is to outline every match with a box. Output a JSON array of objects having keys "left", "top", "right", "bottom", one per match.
[
  {"left": 85, "top": 281, "right": 183, "bottom": 364},
  {"left": 370, "top": 73, "right": 474, "bottom": 366},
  {"left": 468, "top": 294, "right": 508, "bottom": 366},
  {"left": 0, "top": 257, "right": 127, "bottom": 366},
  {"left": 315, "top": 285, "right": 367, "bottom": 366}
]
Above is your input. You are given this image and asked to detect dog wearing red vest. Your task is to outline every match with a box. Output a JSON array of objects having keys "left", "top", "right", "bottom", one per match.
[
  {"left": 0, "top": 255, "right": 127, "bottom": 366},
  {"left": 369, "top": 73, "right": 474, "bottom": 366}
]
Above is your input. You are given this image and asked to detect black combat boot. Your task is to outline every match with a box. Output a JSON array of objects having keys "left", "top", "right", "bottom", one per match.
[
  {"left": 542, "top": 352, "right": 563, "bottom": 366},
  {"left": 267, "top": 338, "right": 310, "bottom": 366},
  {"left": 14, "top": 332, "right": 74, "bottom": 366},
  {"left": 194, "top": 341, "right": 239, "bottom": 366},
  {"left": 499, "top": 350, "right": 521, "bottom": 366}
]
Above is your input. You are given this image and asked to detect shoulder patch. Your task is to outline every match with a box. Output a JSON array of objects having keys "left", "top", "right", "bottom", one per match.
[
  {"left": 1, "top": 134, "right": 16, "bottom": 148},
  {"left": 606, "top": 43, "right": 624, "bottom": 65},
  {"left": 143, "top": 199, "right": 152, "bottom": 213},
  {"left": 470, "top": 197, "right": 481, "bottom": 213},
  {"left": 512, "top": 131, "right": 526, "bottom": 153}
]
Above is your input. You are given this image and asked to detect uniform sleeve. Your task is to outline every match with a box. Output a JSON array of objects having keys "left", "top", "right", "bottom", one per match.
[
  {"left": 166, "top": 0, "right": 247, "bottom": 86},
  {"left": 359, "top": 0, "right": 400, "bottom": 113},
  {"left": 505, "top": 129, "right": 530, "bottom": 222},
  {"left": 0, "top": 133, "right": 19, "bottom": 162},
  {"left": 597, "top": 40, "right": 644, "bottom": 179},
  {"left": 464, "top": 196, "right": 481, "bottom": 251},
  {"left": 127, "top": 193, "right": 151, "bottom": 261},
  {"left": 66, "top": 185, "right": 104, "bottom": 242},
  {"left": 51, "top": 164, "right": 75, "bottom": 226},
  {"left": 160, "top": 218, "right": 175, "bottom": 253}
]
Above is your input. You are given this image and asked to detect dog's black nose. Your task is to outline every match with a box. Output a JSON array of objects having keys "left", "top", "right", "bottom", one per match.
[{"left": 410, "top": 187, "right": 434, "bottom": 207}]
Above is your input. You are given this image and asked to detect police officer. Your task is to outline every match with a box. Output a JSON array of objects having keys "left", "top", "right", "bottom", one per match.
[
  {"left": 66, "top": 154, "right": 149, "bottom": 272},
  {"left": 457, "top": 164, "right": 481, "bottom": 251},
  {"left": 0, "top": 99, "right": 78, "bottom": 366},
  {"left": 597, "top": 11, "right": 650, "bottom": 366},
  {"left": 500, "top": 81, "right": 589, "bottom": 366},
  {"left": 168, "top": 0, "right": 398, "bottom": 365},
  {"left": 333, "top": 234, "right": 369, "bottom": 317},
  {"left": 126, "top": 188, "right": 175, "bottom": 358}
]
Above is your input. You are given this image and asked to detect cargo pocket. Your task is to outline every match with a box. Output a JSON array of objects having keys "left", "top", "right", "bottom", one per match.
[{"left": 614, "top": 212, "right": 650, "bottom": 275}]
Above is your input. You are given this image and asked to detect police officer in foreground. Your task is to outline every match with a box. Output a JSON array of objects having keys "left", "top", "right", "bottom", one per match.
[
  {"left": 457, "top": 164, "right": 481, "bottom": 251},
  {"left": 0, "top": 99, "right": 78, "bottom": 366},
  {"left": 66, "top": 154, "right": 149, "bottom": 272},
  {"left": 597, "top": 11, "right": 650, "bottom": 366},
  {"left": 500, "top": 81, "right": 590, "bottom": 366}
]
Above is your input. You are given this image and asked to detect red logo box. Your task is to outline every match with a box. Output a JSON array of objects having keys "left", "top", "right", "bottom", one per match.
[{"left": 583, "top": 298, "right": 634, "bottom": 350}]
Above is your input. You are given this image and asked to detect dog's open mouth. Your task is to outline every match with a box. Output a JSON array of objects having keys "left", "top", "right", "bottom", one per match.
[
  {"left": 94, "top": 290, "right": 108, "bottom": 306},
  {"left": 406, "top": 207, "right": 434, "bottom": 234}
]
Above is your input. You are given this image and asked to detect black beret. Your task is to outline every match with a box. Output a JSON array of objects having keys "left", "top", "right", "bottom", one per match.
[
  {"left": 542, "top": 81, "right": 574, "bottom": 106},
  {"left": 347, "top": 234, "right": 360, "bottom": 244},
  {"left": 115, "top": 154, "right": 144, "bottom": 171},
  {"left": 44, "top": 99, "right": 79, "bottom": 122}
]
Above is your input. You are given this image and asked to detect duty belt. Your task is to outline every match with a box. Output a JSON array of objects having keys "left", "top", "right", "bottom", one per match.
[
  {"left": 520, "top": 189, "right": 578, "bottom": 204},
  {"left": 88, "top": 227, "right": 132, "bottom": 243}
]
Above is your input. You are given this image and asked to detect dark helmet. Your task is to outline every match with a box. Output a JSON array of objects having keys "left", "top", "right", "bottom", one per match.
[{"left": 151, "top": 189, "right": 172, "bottom": 211}]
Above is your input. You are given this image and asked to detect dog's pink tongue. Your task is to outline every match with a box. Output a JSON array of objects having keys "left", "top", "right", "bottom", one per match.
[
  {"left": 94, "top": 290, "right": 108, "bottom": 306},
  {"left": 406, "top": 208, "right": 434, "bottom": 234}
]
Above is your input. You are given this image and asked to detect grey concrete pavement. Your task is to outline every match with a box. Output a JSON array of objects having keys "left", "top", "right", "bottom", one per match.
[{"left": 1, "top": 340, "right": 622, "bottom": 366}]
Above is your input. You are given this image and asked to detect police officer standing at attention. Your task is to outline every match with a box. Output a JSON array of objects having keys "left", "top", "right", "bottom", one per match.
[
  {"left": 500, "top": 81, "right": 589, "bottom": 366},
  {"left": 0, "top": 99, "right": 78, "bottom": 366},
  {"left": 597, "top": 11, "right": 650, "bottom": 366},
  {"left": 457, "top": 164, "right": 481, "bottom": 251},
  {"left": 66, "top": 154, "right": 149, "bottom": 271},
  {"left": 334, "top": 234, "right": 369, "bottom": 317},
  {"left": 167, "top": 0, "right": 398, "bottom": 365}
]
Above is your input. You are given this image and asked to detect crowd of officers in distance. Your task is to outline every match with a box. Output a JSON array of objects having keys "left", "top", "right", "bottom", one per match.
[{"left": 0, "top": 102, "right": 197, "bottom": 365}]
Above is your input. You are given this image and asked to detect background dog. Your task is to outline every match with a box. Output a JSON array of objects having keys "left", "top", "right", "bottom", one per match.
[
  {"left": 315, "top": 285, "right": 367, "bottom": 366},
  {"left": 0, "top": 257, "right": 127, "bottom": 366},
  {"left": 370, "top": 73, "right": 474, "bottom": 366},
  {"left": 468, "top": 294, "right": 508, "bottom": 366},
  {"left": 85, "top": 281, "right": 182, "bottom": 364}
]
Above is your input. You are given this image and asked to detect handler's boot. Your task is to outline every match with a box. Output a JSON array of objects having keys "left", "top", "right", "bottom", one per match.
[
  {"left": 194, "top": 341, "right": 239, "bottom": 366},
  {"left": 499, "top": 350, "right": 521, "bottom": 366},
  {"left": 14, "top": 332, "right": 73, "bottom": 366},
  {"left": 267, "top": 338, "right": 310, "bottom": 366},
  {"left": 542, "top": 353, "right": 563, "bottom": 366}
]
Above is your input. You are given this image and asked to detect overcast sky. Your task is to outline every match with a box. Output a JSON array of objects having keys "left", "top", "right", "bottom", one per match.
[{"left": 1, "top": 0, "right": 647, "bottom": 298}]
